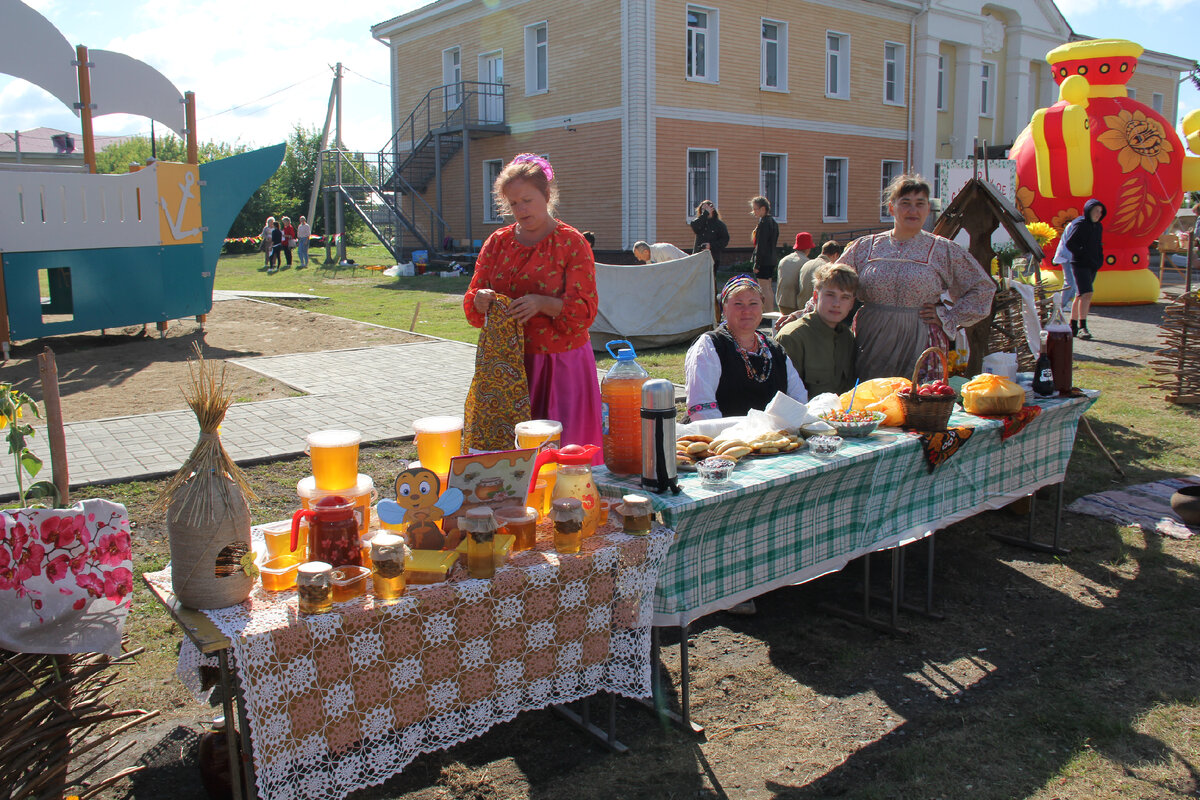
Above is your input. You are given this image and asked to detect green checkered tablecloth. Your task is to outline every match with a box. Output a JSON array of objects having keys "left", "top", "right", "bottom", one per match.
[{"left": 596, "top": 392, "right": 1098, "bottom": 626}]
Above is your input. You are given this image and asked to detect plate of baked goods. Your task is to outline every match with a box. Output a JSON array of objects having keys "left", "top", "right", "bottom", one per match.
[{"left": 675, "top": 431, "right": 804, "bottom": 470}]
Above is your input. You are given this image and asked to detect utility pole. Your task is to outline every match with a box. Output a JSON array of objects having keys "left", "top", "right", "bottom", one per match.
[
  {"left": 311, "top": 64, "right": 339, "bottom": 264},
  {"left": 334, "top": 62, "right": 346, "bottom": 265}
]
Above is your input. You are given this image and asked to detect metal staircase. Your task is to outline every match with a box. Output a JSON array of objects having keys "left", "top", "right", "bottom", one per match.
[{"left": 321, "top": 81, "right": 507, "bottom": 263}]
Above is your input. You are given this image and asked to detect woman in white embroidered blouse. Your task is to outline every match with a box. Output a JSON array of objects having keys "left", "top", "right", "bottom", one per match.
[
  {"left": 685, "top": 275, "right": 807, "bottom": 421},
  {"left": 838, "top": 174, "right": 995, "bottom": 381}
]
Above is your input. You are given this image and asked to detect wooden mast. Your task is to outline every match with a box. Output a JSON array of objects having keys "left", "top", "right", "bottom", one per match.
[{"left": 74, "top": 44, "right": 96, "bottom": 173}]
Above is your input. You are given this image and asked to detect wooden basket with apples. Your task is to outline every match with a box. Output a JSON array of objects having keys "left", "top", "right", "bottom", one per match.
[{"left": 897, "top": 347, "right": 956, "bottom": 431}]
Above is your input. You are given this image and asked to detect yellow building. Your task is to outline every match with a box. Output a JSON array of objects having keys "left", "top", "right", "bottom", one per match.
[{"left": 370, "top": 0, "right": 1191, "bottom": 257}]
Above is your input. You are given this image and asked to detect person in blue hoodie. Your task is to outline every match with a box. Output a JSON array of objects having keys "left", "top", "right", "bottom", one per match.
[{"left": 1057, "top": 199, "right": 1106, "bottom": 339}]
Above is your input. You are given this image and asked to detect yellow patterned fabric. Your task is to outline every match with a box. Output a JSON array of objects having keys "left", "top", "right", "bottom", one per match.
[{"left": 464, "top": 295, "right": 531, "bottom": 453}]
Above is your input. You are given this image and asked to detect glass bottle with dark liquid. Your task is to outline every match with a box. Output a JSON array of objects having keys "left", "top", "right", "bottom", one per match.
[
  {"left": 1044, "top": 301, "right": 1073, "bottom": 396},
  {"left": 1032, "top": 332, "right": 1055, "bottom": 397}
]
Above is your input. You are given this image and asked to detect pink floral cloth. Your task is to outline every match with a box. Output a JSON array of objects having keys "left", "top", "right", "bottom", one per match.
[{"left": 0, "top": 499, "right": 133, "bottom": 656}]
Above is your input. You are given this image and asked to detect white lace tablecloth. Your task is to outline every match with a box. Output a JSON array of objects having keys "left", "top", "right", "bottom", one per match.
[{"left": 148, "top": 521, "right": 674, "bottom": 800}]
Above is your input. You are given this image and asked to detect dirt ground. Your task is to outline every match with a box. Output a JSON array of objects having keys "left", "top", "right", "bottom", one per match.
[{"left": 2, "top": 298, "right": 422, "bottom": 421}]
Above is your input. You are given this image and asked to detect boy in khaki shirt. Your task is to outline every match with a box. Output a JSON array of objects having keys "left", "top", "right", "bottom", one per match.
[{"left": 775, "top": 263, "right": 858, "bottom": 396}]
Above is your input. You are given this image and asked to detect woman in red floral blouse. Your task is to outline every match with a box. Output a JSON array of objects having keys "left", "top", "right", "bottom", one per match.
[{"left": 463, "top": 154, "right": 602, "bottom": 450}]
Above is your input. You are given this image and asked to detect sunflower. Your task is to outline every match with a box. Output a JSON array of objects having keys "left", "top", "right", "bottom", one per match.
[
  {"left": 1097, "top": 109, "right": 1174, "bottom": 174},
  {"left": 1025, "top": 221, "right": 1058, "bottom": 247}
]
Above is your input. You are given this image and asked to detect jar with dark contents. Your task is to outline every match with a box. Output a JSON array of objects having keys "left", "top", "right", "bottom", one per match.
[
  {"left": 370, "top": 533, "right": 409, "bottom": 602},
  {"left": 460, "top": 507, "right": 498, "bottom": 579},
  {"left": 297, "top": 561, "right": 333, "bottom": 615},
  {"left": 550, "top": 497, "right": 585, "bottom": 554},
  {"left": 619, "top": 494, "right": 653, "bottom": 535}
]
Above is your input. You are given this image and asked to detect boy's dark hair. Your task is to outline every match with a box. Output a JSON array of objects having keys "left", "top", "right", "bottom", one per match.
[
  {"left": 821, "top": 240, "right": 843, "bottom": 256},
  {"left": 814, "top": 263, "right": 858, "bottom": 295}
]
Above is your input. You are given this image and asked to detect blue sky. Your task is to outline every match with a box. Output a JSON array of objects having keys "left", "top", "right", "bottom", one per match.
[{"left": 0, "top": 0, "right": 1195, "bottom": 154}]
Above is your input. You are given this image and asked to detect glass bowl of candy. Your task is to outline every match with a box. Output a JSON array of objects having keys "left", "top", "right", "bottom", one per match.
[
  {"left": 808, "top": 435, "right": 844, "bottom": 460},
  {"left": 818, "top": 410, "right": 886, "bottom": 438},
  {"left": 696, "top": 456, "right": 736, "bottom": 486}
]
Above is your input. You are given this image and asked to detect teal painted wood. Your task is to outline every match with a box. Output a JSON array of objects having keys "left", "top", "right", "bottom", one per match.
[{"left": 2, "top": 143, "right": 284, "bottom": 340}]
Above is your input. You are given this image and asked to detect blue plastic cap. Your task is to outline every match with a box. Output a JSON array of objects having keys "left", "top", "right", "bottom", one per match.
[{"left": 605, "top": 339, "right": 637, "bottom": 359}]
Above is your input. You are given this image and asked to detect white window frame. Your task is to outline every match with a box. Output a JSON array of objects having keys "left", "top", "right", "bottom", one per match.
[
  {"left": 760, "top": 153, "right": 787, "bottom": 222},
  {"left": 686, "top": 148, "right": 718, "bottom": 217},
  {"left": 937, "top": 55, "right": 946, "bottom": 110},
  {"left": 760, "top": 19, "right": 787, "bottom": 92},
  {"left": 823, "top": 157, "right": 848, "bottom": 223},
  {"left": 826, "top": 32, "right": 850, "bottom": 100},
  {"left": 483, "top": 159, "right": 504, "bottom": 223},
  {"left": 524, "top": 22, "right": 548, "bottom": 95},
  {"left": 980, "top": 60, "right": 996, "bottom": 117},
  {"left": 686, "top": 6, "right": 719, "bottom": 83},
  {"left": 883, "top": 42, "right": 905, "bottom": 106},
  {"left": 1127, "top": 87, "right": 1137, "bottom": 100},
  {"left": 442, "top": 46, "right": 462, "bottom": 111},
  {"left": 880, "top": 159, "right": 903, "bottom": 221},
  {"left": 1152, "top": 92, "right": 1164, "bottom": 114}
]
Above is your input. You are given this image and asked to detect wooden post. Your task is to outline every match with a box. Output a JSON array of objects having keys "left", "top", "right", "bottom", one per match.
[
  {"left": 409, "top": 302, "right": 421, "bottom": 332},
  {"left": 184, "top": 91, "right": 198, "bottom": 165},
  {"left": 37, "top": 347, "right": 69, "bottom": 506},
  {"left": 75, "top": 45, "right": 97, "bottom": 174},
  {"left": 0, "top": 253, "right": 10, "bottom": 362}
]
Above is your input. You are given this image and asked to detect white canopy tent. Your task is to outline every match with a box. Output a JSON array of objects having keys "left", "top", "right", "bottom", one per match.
[{"left": 589, "top": 250, "right": 715, "bottom": 351}]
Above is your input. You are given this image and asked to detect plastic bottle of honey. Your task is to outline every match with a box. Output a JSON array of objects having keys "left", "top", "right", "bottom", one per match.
[{"left": 601, "top": 341, "right": 650, "bottom": 475}]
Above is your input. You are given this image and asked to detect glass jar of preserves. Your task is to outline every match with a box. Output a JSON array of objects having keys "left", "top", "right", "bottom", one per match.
[
  {"left": 550, "top": 497, "right": 585, "bottom": 554},
  {"left": 460, "top": 507, "right": 498, "bottom": 579},
  {"left": 619, "top": 494, "right": 653, "bottom": 535},
  {"left": 296, "top": 561, "right": 333, "bottom": 615},
  {"left": 370, "top": 533, "right": 409, "bottom": 603}
]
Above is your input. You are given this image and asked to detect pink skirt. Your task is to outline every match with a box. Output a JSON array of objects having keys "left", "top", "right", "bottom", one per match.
[{"left": 524, "top": 344, "right": 603, "bottom": 455}]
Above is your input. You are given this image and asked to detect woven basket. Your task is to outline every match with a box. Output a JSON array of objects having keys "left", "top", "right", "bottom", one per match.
[{"left": 901, "top": 347, "right": 955, "bottom": 431}]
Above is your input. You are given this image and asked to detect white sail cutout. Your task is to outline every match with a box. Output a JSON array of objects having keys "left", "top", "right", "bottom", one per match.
[
  {"left": 89, "top": 49, "right": 186, "bottom": 137},
  {"left": 0, "top": 0, "right": 81, "bottom": 114}
]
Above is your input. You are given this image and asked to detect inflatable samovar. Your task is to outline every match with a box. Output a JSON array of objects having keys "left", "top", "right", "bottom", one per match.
[{"left": 1011, "top": 39, "right": 1200, "bottom": 304}]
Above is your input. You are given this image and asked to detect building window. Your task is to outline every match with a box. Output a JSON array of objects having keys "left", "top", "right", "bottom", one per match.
[
  {"left": 1127, "top": 87, "right": 1137, "bottom": 100},
  {"left": 980, "top": 61, "right": 996, "bottom": 116},
  {"left": 880, "top": 160, "right": 903, "bottom": 221},
  {"left": 883, "top": 42, "right": 905, "bottom": 105},
  {"left": 524, "top": 22, "right": 548, "bottom": 95},
  {"left": 823, "top": 157, "right": 847, "bottom": 222},
  {"left": 442, "top": 47, "right": 462, "bottom": 110},
  {"left": 687, "top": 149, "right": 717, "bottom": 216},
  {"left": 937, "top": 55, "right": 946, "bottom": 110},
  {"left": 761, "top": 154, "right": 786, "bottom": 221},
  {"left": 483, "top": 159, "right": 503, "bottom": 223},
  {"left": 826, "top": 32, "right": 849, "bottom": 99},
  {"left": 1152, "top": 92, "right": 1164, "bottom": 113},
  {"left": 761, "top": 20, "right": 787, "bottom": 91},
  {"left": 686, "top": 6, "right": 718, "bottom": 82}
]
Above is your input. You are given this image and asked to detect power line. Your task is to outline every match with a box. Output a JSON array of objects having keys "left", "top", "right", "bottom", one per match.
[
  {"left": 199, "top": 71, "right": 327, "bottom": 121},
  {"left": 342, "top": 66, "right": 389, "bottom": 88}
]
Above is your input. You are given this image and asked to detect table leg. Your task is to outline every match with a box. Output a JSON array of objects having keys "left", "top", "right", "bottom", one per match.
[
  {"left": 232, "top": 657, "right": 258, "bottom": 800},
  {"left": 551, "top": 694, "right": 629, "bottom": 754},
  {"left": 637, "top": 626, "right": 704, "bottom": 735},
  {"left": 989, "top": 482, "right": 1071, "bottom": 555},
  {"left": 891, "top": 535, "right": 943, "bottom": 620},
  {"left": 820, "top": 552, "right": 910, "bottom": 635},
  {"left": 217, "top": 650, "right": 244, "bottom": 800}
]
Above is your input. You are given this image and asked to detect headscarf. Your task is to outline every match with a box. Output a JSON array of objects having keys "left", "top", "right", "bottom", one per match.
[
  {"left": 794, "top": 232, "right": 814, "bottom": 251},
  {"left": 718, "top": 274, "right": 763, "bottom": 305}
]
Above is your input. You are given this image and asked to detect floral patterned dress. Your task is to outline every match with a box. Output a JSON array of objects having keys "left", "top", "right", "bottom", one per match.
[
  {"left": 464, "top": 222, "right": 602, "bottom": 450},
  {"left": 840, "top": 230, "right": 995, "bottom": 380}
]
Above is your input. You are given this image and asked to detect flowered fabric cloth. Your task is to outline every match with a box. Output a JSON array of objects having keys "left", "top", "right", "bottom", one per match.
[
  {"left": 463, "top": 222, "right": 598, "bottom": 355},
  {"left": 977, "top": 405, "right": 1043, "bottom": 441},
  {"left": 463, "top": 295, "right": 531, "bottom": 453},
  {"left": 152, "top": 521, "right": 673, "bottom": 800},
  {"left": 0, "top": 499, "right": 132, "bottom": 656},
  {"left": 912, "top": 426, "right": 976, "bottom": 473}
]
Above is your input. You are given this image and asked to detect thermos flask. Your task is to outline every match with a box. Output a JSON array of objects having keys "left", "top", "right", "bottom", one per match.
[{"left": 640, "top": 379, "right": 680, "bottom": 494}]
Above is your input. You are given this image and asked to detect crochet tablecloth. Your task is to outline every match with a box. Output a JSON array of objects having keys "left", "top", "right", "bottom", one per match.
[{"left": 148, "top": 522, "right": 673, "bottom": 800}]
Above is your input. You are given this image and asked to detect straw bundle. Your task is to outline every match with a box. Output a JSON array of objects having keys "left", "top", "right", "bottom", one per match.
[{"left": 156, "top": 345, "right": 257, "bottom": 609}]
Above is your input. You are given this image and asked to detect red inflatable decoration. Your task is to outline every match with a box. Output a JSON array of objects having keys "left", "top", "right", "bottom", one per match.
[{"left": 1011, "top": 39, "right": 1200, "bottom": 304}]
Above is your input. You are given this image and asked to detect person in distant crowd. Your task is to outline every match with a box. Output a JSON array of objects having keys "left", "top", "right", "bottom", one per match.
[
  {"left": 750, "top": 196, "right": 779, "bottom": 312},
  {"left": 261, "top": 216, "right": 275, "bottom": 267},
  {"left": 581, "top": 231, "right": 596, "bottom": 251},
  {"left": 797, "top": 240, "right": 845, "bottom": 305},
  {"left": 775, "top": 232, "right": 814, "bottom": 316},
  {"left": 684, "top": 275, "right": 808, "bottom": 421},
  {"left": 1193, "top": 205, "right": 1200, "bottom": 251},
  {"left": 296, "top": 215, "right": 311, "bottom": 268},
  {"left": 268, "top": 220, "right": 284, "bottom": 273},
  {"left": 1056, "top": 199, "right": 1106, "bottom": 340},
  {"left": 464, "top": 153, "right": 602, "bottom": 450},
  {"left": 775, "top": 263, "right": 859, "bottom": 397},
  {"left": 689, "top": 200, "right": 730, "bottom": 268},
  {"left": 281, "top": 216, "right": 296, "bottom": 268},
  {"left": 632, "top": 240, "right": 688, "bottom": 263}
]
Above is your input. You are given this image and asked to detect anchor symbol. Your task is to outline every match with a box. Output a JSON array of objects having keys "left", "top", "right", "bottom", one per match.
[{"left": 160, "top": 170, "right": 201, "bottom": 240}]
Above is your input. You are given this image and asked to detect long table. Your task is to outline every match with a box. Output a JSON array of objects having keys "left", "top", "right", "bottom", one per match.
[
  {"left": 595, "top": 392, "right": 1096, "bottom": 724},
  {"left": 148, "top": 522, "right": 673, "bottom": 800}
]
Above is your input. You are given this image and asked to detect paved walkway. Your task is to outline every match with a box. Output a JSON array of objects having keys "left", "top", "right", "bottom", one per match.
[{"left": 1, "top": 339, "right": 480, "bottom": 499}]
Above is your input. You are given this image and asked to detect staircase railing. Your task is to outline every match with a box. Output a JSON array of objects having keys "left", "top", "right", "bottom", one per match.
[{"left": 382, "top": 81, "right": 506, "bottom": 167}]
